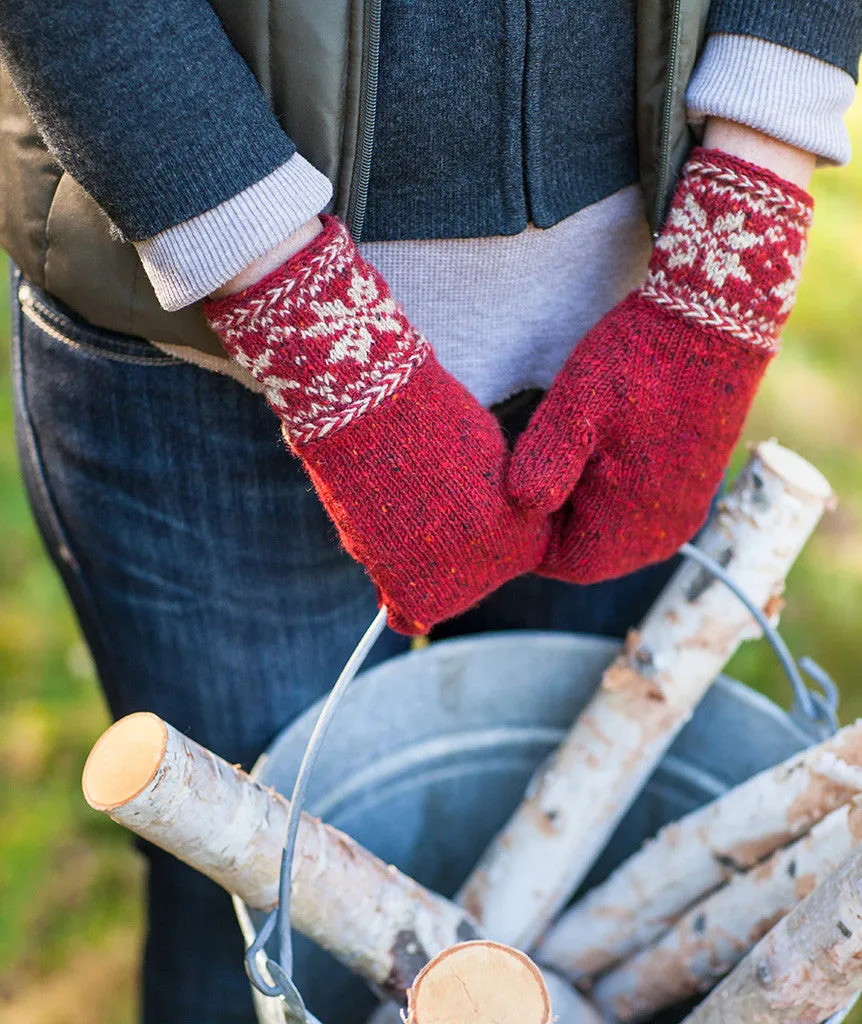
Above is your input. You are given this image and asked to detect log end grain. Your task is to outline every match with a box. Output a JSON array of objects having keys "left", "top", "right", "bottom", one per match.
[
  {"left": 408, "top": 941, "right": 550, "bottom": 1024},
  {"left": 756, "top": 441, "right": 833, "bottom": 503},
  {"left": 82, "top": 711, "right": 168, "bottom": 811}
]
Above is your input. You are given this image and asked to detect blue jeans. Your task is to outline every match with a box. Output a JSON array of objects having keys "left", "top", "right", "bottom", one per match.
[{"left": 10, "top": 270, "right": 679, "bottom": 1023}]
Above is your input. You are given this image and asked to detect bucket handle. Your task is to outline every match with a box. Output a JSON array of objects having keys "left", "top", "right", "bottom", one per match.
[
  {"left": 244, "top": 608, "right": 389, "bottom": 1021},
  {"left": 678, "top": 542, "right": 838, "bottom": 738}
]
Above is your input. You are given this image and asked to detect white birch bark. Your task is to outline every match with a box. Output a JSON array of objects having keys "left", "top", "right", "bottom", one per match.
[
  {"left": 540, "top": 971, "right": 605, "bottom": 1024},
  {"left": 681, "top": 846, "right": 862, "bottom": 1024},
  {"left": 539, "top": 722, "right": 862, "bottom": 981},
  {"left": 458, "top": 441, "right": 834, "bottom": 950},
  {"left": 82, "top": 712, "right": 479, "bottom": 999},
  {"left": 591, "top": 801, "right": 862, "bottom": 1021}
]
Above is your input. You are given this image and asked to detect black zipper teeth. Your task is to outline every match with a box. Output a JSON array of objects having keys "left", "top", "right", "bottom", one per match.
[
  {"left": 347, "top": 0, "right": 382, "bottom": 240},
  {"left": 654, "top": 0, "right": 684, "bottom": 236}
]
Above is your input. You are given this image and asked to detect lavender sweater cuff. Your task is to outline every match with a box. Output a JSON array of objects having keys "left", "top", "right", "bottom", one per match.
[
  {"left": 687, "top": 34, "right": 856, "bottom": 166},
  {"left": 135, "top": 153, "right": 333, "bottom": 311}
]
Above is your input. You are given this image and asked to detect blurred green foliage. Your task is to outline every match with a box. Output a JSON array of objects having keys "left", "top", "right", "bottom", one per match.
[{"left": 1, "top": 101, "right": 861, "bottom": 1022}]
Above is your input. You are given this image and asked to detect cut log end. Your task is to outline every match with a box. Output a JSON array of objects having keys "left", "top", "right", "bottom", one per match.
[
  {"left": 756, "top": 440, "right": 833, "bottom": 501},
  {"left": 82, "top": 711, "right": 168, "bottom": 811},
  {"left": 407, "top": 941, "right": 551, "bottom": 1024}
]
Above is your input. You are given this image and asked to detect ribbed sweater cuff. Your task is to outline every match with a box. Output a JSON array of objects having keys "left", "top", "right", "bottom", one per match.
[
  {"left": 687, "top": 34, "right": 856, "bottom": 166},
  {"left": 135, "top": 154, "right": 334, "bottom": 311}
]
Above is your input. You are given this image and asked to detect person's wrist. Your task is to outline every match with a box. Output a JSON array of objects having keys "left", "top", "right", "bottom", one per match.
[
  {"left": 208, "top": 216, "right": 324, "bottom": 299},
  {"left": 702, "top": 117, "right": 815, "bottom": 189}
]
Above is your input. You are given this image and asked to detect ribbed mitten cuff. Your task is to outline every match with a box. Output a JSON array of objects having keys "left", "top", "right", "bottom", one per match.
[
  {"left": 641, "top": 148, "right": 813, "bottom": 353},
  {"left": 203, "top": 216, "right": 430, "bottom": 445}
]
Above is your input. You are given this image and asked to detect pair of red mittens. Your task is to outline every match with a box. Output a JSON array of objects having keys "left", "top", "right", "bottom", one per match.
[{"left": 204, "top": 149, "right": 813, "bottom": 632}]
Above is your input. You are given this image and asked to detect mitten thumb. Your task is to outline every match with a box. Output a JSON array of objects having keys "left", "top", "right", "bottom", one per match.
[{"left": 506, "top": 404, "right": 595, "bottom": 514}]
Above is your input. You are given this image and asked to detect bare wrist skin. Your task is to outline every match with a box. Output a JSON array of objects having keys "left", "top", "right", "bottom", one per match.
[
  {"left": 702, "top": 117, "right": 816, "bottom": 189},
  {"left": 208, "top": 216, "right": 324, "bottom": 298}
]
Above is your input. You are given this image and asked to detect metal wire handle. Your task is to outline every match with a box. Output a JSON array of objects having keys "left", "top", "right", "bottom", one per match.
[
  {"left": 245, "top": 607, "right": 389, "bottom": 1017},
  {"left": 679, "top": 542, "right": 839, "bottom": 737}
]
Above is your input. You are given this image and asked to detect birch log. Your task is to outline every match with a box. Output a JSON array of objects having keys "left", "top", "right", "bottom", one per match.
[
  {"left": 367, "top": 969, "right": 602, "bottom": 1024},
  {"left": 681, "top": 846, "right": 862, "bottom": 1024},
  {"left": 591, "top": 800, "right": 862, "bottom": 1021},
  {"left": 458, "top": 441, "right": 834, "bottom": 950},
  {"left": 540, "top": 970, "right": 605, "bottom": 1024},
  {"left": 406, "top": 942, "right": 552, "bottom": 1024},
  {"left": 82, "top": 712, "right": 479, "bottom": 999},
  {"left": 539, "top": 722, "right": 862, "bottom": 981}
]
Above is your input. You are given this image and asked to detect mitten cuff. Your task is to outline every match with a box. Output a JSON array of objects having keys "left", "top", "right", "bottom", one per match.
[
  {"left": 203, "top": 216, "right": 430, "bottom": 445},
  {"left": 641, "top": 148, "right": 814, "bottom": 353}
]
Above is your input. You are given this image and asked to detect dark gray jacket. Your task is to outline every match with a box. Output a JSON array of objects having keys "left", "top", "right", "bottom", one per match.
[{"left": 0, "top": 0, "right": 859, "bottom": 356}]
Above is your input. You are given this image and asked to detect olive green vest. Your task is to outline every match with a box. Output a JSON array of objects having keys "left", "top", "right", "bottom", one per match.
[{"left": 0, "top": 0, "right": 709, "bottom": 358}]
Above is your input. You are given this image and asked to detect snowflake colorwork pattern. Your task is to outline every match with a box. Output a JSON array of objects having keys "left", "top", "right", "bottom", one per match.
[
  {"left": 640, "top": 154, "right": 813, "bottom": 352},
  {"left": 208, "top": 217, "right": 430, "bottom": 444}
]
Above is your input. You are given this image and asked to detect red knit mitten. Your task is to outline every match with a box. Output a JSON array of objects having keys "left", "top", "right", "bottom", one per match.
[
  {"left": 507, "top": 149, "right": 813, "bottom": 583},
  {"left": 204, "top": 217, "right": 549, "bottom": 634}
]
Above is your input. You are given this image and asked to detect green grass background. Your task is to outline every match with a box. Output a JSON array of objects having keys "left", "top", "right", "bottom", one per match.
[{"left": 2, "top": 99, "right": 862, "bottom": 1022}]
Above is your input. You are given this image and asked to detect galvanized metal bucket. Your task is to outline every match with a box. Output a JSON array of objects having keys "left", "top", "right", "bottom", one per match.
[{"left": 235, "top": 630, "right": 856, "bottom": 1024}]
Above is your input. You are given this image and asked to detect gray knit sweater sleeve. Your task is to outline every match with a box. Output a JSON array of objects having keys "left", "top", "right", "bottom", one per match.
[
  {"left": 707, "top": 0, "right": 862, "bottom": 81},
  {"left": 688, "top": 34, "right": 857, "bottom": 165},
  {"left": 0, "top": 0, "right": 333, "bottom": 310}
]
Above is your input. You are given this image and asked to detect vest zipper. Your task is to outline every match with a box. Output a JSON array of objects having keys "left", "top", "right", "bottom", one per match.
[
  {"left": 347, "top": 0, "right": 383, "bottom": 241},
  {"left": 653, "top": 0, "right": 684, "bottom": 236}
]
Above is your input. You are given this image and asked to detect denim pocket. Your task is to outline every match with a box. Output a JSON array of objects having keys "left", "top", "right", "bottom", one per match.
[
  {"left": 17, "top": 279, "right": 179, "bottom": 365},
  {"left": 10, "top": 274, "right": 117, "bottom": 683}
]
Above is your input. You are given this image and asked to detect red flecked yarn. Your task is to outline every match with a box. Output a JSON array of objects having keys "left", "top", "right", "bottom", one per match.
[
  {"left": 507, "top": 148, "right": 814, "bottom": 584},
  {"left": 204, "top": 216, "right": 550, "bottom": 634}
]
